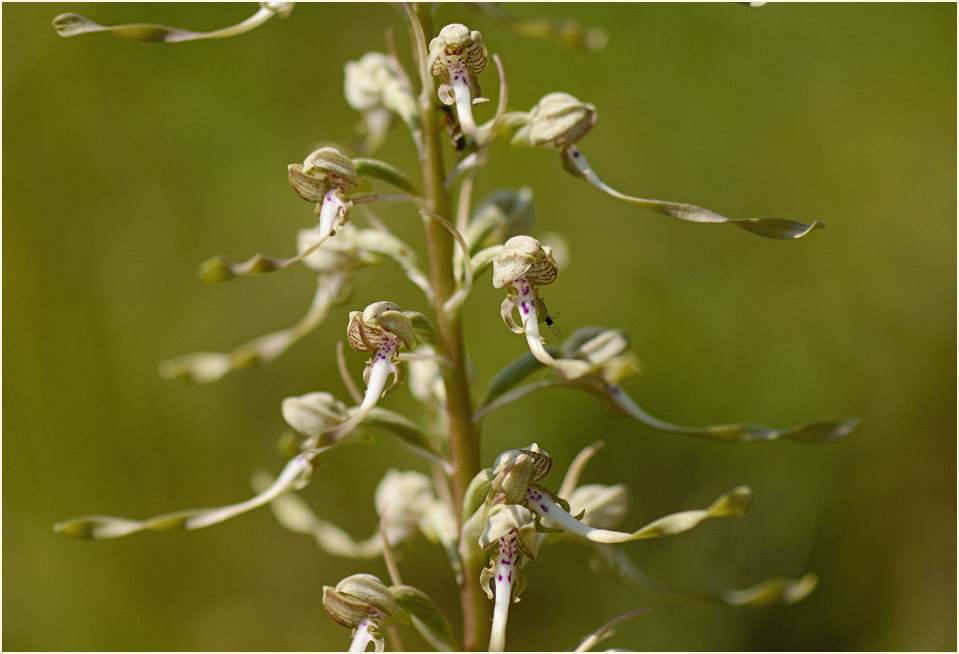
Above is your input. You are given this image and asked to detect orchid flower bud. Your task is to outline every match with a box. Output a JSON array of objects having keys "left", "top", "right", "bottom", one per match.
[
  {"left": 344, "top": 52, "right": 417, "bottom": 123},
  {"left": 281, "top": 392, "right": 351, "bottom": 441},
  {"left": 511, "top": 92, "right": 597, "bottom": 149},
  {"left": 323, "top": 573, "right": 398, "bottom": 652},
  {"left": 428, "top": 23, "right": 489, "bottom": 138},
  {"left": 487, "top": 443, "right": 552, "bottom": 507},
  {"left": 344, "top": 51, "right": 419, "bottom": 151},
  {"left": 374, "top": 469, "right": 435, "bottom": 544}
]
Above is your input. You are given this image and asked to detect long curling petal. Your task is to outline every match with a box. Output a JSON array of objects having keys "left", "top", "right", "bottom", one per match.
[
  {"left": 52, "top": 4, "right": 290, "bottom": 42},
  {"left": 54, "top": 454, "right": 313, "bottom": 539},
  {"left": 526, "top": 485, "right": 752, "bottom": 544},
  {"left": 562, "top": 146, "right": 825, "bottom": 240}
]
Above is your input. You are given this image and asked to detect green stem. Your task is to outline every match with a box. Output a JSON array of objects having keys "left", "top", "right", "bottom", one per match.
[{"left": 410, "top": 4, "right": 488, "bottom": 650}]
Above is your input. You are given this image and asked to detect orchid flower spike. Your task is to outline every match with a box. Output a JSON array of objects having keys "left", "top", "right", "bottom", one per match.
[
  {"left": 512, "top": 92, "right": 824, "bottom": 240},
  {"left": 428, "top": 23, "right": 489, "bottom": 139},
  {"left": 492, "top": 236, "right": 590, "bottom": 378},
  {"left": 323, "top": 574, "right": 399, "bottom": 652}
]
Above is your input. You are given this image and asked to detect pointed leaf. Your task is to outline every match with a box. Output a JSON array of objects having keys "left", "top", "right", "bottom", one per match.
[
  {"left": 361, "top": 407, "right": 445, "bottom": 463},
  {"left": 389, "top": 585, "right": 458, "bottom": 651},
  {"left": 353, "top": 158, "right": 420, "bottom": 195},
  {"left": 479, "top": 349, "right": 559, "bottom": 409}
]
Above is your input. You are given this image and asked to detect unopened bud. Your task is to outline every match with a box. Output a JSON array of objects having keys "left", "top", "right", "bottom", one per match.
[
  {"left": 512, "top": 92, "right": 597, "bottom": 148},
  {"left": 323, "top": 573, "right": 398, "bottom": 628},
  {"left": 488, "top": 444, "right": 552, "bottom": 506},
  {"left": 281, "top": 392, "right": 349, "bottom": 439}
]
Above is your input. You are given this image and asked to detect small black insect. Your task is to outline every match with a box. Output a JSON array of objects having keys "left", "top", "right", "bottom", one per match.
[{"left": 539, "top": 297, "right": 563, "bottom": 338}]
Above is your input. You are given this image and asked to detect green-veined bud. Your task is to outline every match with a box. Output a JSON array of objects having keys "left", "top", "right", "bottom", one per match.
[
  {"left": 281, "top": 392, "right": 350, "bottom": 439},
  {"left": 568, "top": 483, "right": 632, "bottom": 530},
  {"left": 512, "top": 92, "right": 597, "bottom": 149},
  {"left": 323, "top": 573, "right": 398, "bottom": 628},
  {"left": 492, "top": 235, "right": 558, "bottom": 289},
  {"left": 347, "top": 301, "right": 418, "bottom": 352}
]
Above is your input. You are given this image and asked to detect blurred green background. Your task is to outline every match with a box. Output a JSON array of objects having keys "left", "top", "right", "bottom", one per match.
[{"left": 3, "top": 3, "right": 955, "bottom": 651}]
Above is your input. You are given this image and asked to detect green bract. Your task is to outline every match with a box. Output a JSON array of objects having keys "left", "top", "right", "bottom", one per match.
[{"left": 50, "top": 4, "right": 861, "bottom": 651}]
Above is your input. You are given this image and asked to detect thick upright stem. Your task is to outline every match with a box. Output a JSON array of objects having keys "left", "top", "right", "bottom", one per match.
[{"left": 412, "top": 5, "right": 487, "bottom": 649}]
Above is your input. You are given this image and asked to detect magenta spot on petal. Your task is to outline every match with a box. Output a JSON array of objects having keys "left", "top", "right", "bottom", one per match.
[
  {"left": 540, "top": 504, "right": 548, "bottom": 511},
  {"left": 508, "top": 571, "right": 513, "bottom": 582},
  {"left": 573, "top": 151, "right": 581, "bottom": 158},
  {"left": 501, "top": 559, "right": 508, "bottom": 564},
  {"left": 498, "top": 574, "right": 503, "bottom": 581}
]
